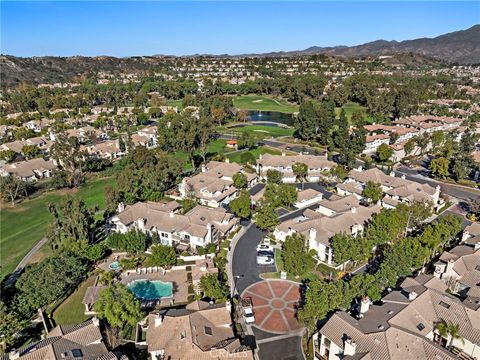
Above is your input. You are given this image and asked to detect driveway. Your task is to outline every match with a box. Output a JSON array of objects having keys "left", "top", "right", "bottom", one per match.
[{"left": 231, "top": 222, "right": 276, "bottom": 294}]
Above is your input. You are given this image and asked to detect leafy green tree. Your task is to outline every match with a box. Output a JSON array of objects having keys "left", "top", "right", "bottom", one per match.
[
  {"left": 118, "top": 136, "right": 126, "bottom": 152},
  {"left": 331, "top": 233, "right": 361, "bottom": 265},
  {"left": 404, "top": 138, "right": 416, "bottom": 156},
  {"left": 255, "top": 202, "right": 279, "bottom": 231},
  {"left": 232, "top": 172, "right": 248, "bottom": 189},
  {"left": 86, "top": 243, "right": 107, "bottom": 262},
  {"left": 362, "top": 181, "right": 383, "bottom": 202},
  {"left": 298, "top": 279, "right": 346, "bottom": 332},
  {"left": 238, "top": 130, "right": 256, "bottom": 150},
  {"left": 0, "top": 301, "right": 28, "bottom": 347},
  {"left": 94, "top": 283, "right": 143, "bottom": 328},
  {"left": 0, "top": 149, "right": 17, "bottom": 162},
  {"left": 50, "top": 134, "right": 86, "bottom": 187},
  {"left": 239, "top": 151, "right": 256, "bottom": 165},
  {"left": 282, "top": 233, "right": 315, "bottom": 276},
  {"left": 148, "top": 244, "right": 177, "bottom": 266},
  {"left": 21, "top": 145, "right": 40, "bottom": 159},
  {"left": 0, "top": 175, "right": 29, "bottom": 205},
  {"left": 266, "top": 169, "right": 283, "bottom": 184},
  {"left": 229, "top": 189, "right": 252, "bottom": 219},
  {"left": 294, "top": 100, "right": 318, "bottom": 141},
  {"left": 292, "top": 162, "right": 308, "bottom": 189},
  {"left": 450, "top": 157, "right": 472, "bottom": 181},
  {"left": 47, "top": 197, "right": 96, "bottom": 253},
  {"left": 16, "top": 251, "right": 88, "bottom": 315},
  {"left": 430, "top": 157, "right": 450, "bottom": 179},
  {"left": 199, "top": 274, "right": 229, "bottom": 302},
  {"left": 329, "top": 165, "right": 348, "bottom": 181},
  {"left": 377, "top": 143, "right": 393, "bottom": 163},
  {"left": 106, "top": 229, "right": 146, "bottom": 254}
]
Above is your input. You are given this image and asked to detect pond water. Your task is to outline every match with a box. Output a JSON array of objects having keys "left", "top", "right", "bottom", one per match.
[{"left": 246, "top": 111, "right": 294, "bottom": 126}]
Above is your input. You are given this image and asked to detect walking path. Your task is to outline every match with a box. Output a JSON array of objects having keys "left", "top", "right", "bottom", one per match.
[{"left": 4, "top": 236, "right": 48, "bottom": 287}]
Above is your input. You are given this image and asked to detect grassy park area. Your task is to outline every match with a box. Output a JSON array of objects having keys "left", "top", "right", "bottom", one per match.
[
  {"left": 233, "top": 95, "right": 299, "bottom": 114},
  {"left": 221, "top": 124, "right": 295, "bottom": 138},
  {"left": 335, "top": 101, "right": 373, "bottom": 124},
  {"left": 0, "top": 177, "right": 116, "bottom": 282},
  {"left": 52, "top": 275, "right": 96, "bottom": 325}
]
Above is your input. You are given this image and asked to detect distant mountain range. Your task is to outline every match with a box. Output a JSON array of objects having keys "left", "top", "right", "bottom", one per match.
[
  {"left": 244, "top": 25, "right": 480, "bottom": 64},
  {"left": 1, "top": 25, "right": 478, "bottom": 88}
]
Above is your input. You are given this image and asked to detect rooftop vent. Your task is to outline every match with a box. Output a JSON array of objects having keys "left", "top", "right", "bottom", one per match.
[{"left": 439, "top": 301, "right": 450, "bottom": 309}]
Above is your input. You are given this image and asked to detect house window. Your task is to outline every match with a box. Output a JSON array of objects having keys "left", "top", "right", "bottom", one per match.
[
  {"left": 184, "top": 234, "right": 191, "bottom": 240},
  {"left": 204, "top": 326, "right": 213, "bottom": 336},
  {"left": 161, "top": 232, "right": 169, "bottom": 238}
]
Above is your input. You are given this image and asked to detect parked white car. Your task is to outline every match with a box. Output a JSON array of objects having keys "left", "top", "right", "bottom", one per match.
[
  {"left": 244, "top": 307, "right": 255, "bottom": 324},
  {"left": 257, "top": 244, "right": 274, "bottom": 253},
  {"left": 257, "top": 256, "right": 274, "bottom": 265}
]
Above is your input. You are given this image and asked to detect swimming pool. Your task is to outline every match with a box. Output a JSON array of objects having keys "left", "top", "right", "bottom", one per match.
[
  {"left": 127, "top": 280, "right": 173, "bottom": 300},
  {"left": 109, "top": 261, "right": 121, "bottom": 270}
]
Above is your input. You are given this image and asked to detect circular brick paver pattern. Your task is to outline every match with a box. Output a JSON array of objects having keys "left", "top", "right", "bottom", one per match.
[{"left": 241, "top": 279, "right": 302, "bottom": 334}]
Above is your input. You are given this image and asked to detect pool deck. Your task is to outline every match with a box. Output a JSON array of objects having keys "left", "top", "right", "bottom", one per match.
[{"left": 120, "top": 268, "right": 190, "bottom": 305}]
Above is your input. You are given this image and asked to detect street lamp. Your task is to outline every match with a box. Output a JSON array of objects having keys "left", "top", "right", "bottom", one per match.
[{"left": 232, "top": 274, "right": 244, "bottom": 299}]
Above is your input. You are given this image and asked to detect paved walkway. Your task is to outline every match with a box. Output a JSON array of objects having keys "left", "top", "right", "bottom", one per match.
[
  {"left": 242, "top": 279, "right": 302, "bottom": 334},
  {"left": 4, "top": 236, "right": 48, "bottom": 287}
]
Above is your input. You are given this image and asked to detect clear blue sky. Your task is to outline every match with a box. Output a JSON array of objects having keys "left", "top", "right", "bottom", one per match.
[{"left": 1, "top": 1, "right": 479, "bottom": 57}]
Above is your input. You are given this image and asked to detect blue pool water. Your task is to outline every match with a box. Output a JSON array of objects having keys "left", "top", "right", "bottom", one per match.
[
  {"left": 127, "top": 280, "right": 173, "bottom": 300},
  {"left": 109, "top": 261, "right": 121, "bottom": 270}
]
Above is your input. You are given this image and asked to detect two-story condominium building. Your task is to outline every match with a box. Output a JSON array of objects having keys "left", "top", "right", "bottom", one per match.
[
  {"left": 274, "top": 197, "right": 381, "bottom": 266},
  {"left": 110, "top": 201, "right": 239, "bottom": 249},
  {"left": 0, "top": 158, "right": 57, "bottom": 182},
  {"left": 256, "top": 153, "right": 336, "bottom": 183},
  {"left": 314, "top": 274, "right": 480, "bottom": 360},
  {"left": 433, "top": 243, "right": 480, "bottom": 298},
  {"left": 337, "top": 168, "right": 442, "bottom": 210},
  {"left": 179, "top": 160, "right": 258, "bottom": 208},
  {"left": 143, "top": 303, "right": 253, "bottom": 360},
  {"left": 83, "top": 139, "right": 125, "bottom": 160}
]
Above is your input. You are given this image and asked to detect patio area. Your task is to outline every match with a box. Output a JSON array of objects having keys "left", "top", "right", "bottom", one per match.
[{"left": 120, "top": 267, "right": 191, "bottom": 306}]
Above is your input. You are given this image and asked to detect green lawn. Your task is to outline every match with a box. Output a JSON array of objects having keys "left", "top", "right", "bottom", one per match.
[
  {"left": 335, "top": 101, "right": 373, "bottom": 124},
  {"left": 226, "top": 146, "right": 282, "bottom": 164},
  {"left": 52, "top": 275, "right": 96, "bottom": 325},
  {"left": 172, "top": 139, "right": 229, "bottom": 170},
  {"left": 221, "top": 125, "right": 294, "bottom": 138},
  {"left": 0, "top": 177, "right": 116, "bottom": 282},
  {"left": 166, "top": 99, "right": 183, "bottom": 111},
  {"left": 233, "top": 95, "right": 299, "bottom": 114}
]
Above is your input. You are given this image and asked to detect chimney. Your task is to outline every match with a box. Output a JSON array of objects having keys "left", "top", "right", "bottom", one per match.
[
  {"left": 408, "top": 291, "right": 418, "bottom": 301},
  {"left": 117, "top": 202, "right": 125, "bottom": 213},
  {"left": 344, "top": 337, "right": 357, "bottom": 356},
  {"left": 309, "top": 228, "right": 317, "bottom": 244},
  {"left": 9, "top": 350, "right": 19, "bottom": 360},
  {"left": 445, "top": 259, "right": 455, "bottom": 277},
  {"left": 282, "top": 152, "right": 286, "bottom": 157},
  {"left": 389, "top": 171, "right": 395, "bottom": 177},
  {"left": 401, "top": 174, "right": 406, "bottom": 179},
  {"left": 137, "top": 218, "right": 145, "bottom": 231},
  {"left": 92, "top": 317, "right": 100, "bottom": 327},
  {"left": 475, "top": 241, "right": 480, "bottom": 251},
  {"left": 225, "top": 158, "right": 230, "bottom": 163},
  {"left": 461, "top": 230, "right": 470, "bottom": 243},
  {"left": 351, "top": 207, "right": 357, "bottom": 214},
  {"left": 226, "top": 301, "right": 232, "bottom": 313},
  {"left": 169, "top": 212, "right": 174, "bottom": 218},
  {"left": 201, "top": 164, "right": 207, "bottom": 173},
  {"left": 154, "top": 313, "right": 163, "bottom": 328},
  {"left": 258, "top": 154, "right": 263, "bottom": 160},
  {"left": 360, "top": 296, "right": 370, "bottom": 314}
]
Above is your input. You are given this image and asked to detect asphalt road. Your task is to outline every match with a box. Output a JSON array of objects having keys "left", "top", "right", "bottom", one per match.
[{"left": 231, "top": 221, "right": 276, "bottom": 294}]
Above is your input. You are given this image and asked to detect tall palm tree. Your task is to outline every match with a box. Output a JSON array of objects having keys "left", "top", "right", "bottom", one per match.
[
  {"left": 292, "top": 162, "right": 308, "bottom": 190},
  {"left": 446, "top": 322, "right": 464, "bottom": 351},
  {"left": 434, "top": 320, "right": 464, "bottom": 351}
]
